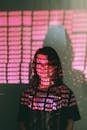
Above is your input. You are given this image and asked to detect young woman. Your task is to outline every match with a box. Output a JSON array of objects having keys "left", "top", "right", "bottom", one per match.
[{"left": 18, "top": 46, "right": 81, "bottom": 130}]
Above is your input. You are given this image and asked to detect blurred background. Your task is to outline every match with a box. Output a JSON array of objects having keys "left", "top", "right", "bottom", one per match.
[{"left": 0, "top": 0, "right": 87, "bottom": 130}]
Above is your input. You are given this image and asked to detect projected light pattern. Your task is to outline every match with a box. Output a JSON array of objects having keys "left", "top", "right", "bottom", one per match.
[{"left": 0, "top": 10, "right": 87, "bottom": 84}]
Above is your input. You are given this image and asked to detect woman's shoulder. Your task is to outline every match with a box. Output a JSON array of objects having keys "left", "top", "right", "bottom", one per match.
[
  {"left": 49, "top": 84, "right": 73, "bottom": 96},
  {"left": 59, "top": 83, "right": 73, "bottom": 92}
]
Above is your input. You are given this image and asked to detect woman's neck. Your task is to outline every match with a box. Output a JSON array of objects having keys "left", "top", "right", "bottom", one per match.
[{"left": 39, "top": 78, "right": 54, "bottom": 89}]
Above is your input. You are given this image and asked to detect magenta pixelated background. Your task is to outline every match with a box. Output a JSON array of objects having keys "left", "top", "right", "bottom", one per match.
[{"left": 0, "top": 10, "right": 87, "bottom": 84}]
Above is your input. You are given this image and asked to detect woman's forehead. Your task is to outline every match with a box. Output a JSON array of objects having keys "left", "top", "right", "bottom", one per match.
[{"left": 36, "top": 54, "right": 48, "bottom": 60}]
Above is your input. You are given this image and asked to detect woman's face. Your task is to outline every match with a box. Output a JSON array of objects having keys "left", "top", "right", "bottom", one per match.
[{"left": 36, "top": 54, "right": 56, "bottom": 79}]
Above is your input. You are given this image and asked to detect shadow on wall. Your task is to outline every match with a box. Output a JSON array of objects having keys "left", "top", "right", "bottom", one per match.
[
  {"left": 44, "top": 25, "right": 72, "bottom": 80},
  {"left": 43, "top": 25, "right": 87, "bottom": 130},
  {"left": 43, "top": 25, "right": 84, "bottom": 88}
]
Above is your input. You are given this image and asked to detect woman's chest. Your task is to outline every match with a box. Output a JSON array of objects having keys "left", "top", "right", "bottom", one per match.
[{"left": 28, "top": 90, "right": 69, "bottom": 111}]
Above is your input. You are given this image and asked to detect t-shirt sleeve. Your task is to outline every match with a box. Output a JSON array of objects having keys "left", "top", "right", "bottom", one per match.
[{"left": 68, "top": 90, "right": 81, "bottom": 121}]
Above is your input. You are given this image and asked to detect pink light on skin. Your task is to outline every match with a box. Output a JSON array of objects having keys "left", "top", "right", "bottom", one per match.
[{"left": 36, "top": 54, "right": 56, "bottom": 88}]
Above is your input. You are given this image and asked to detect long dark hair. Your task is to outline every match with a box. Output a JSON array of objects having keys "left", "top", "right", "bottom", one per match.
[{"left": 30, "top": 46, "right": 63, "bottom": 88}]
